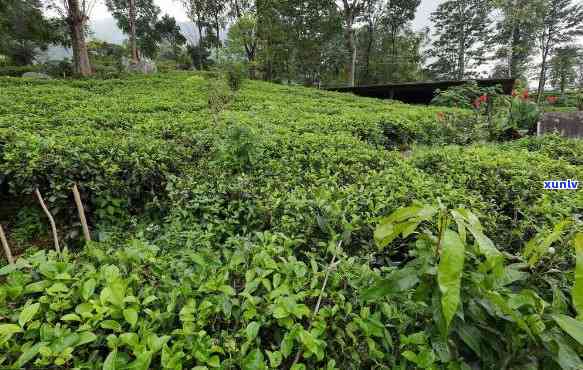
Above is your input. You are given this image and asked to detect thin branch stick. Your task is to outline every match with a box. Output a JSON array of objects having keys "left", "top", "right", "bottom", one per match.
[
  {"left": 72, "top": 184, "right": 91, "bottom": 242},
  {"left": 291, "top": 251, "right": 339, "bottom": 368},
  {"left": 35, "top": 188, "right": 61, "bottom": 254},
  {"left": 0, "top": 224, "right": 14, "bottom": 265}
]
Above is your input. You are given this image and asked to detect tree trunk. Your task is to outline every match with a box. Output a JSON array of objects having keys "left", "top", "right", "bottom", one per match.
[
  {"left": 537, "top": 41, "right": 550, "bottom": 104},
  {"left": 67, "top": 0, "right": 92, "bottom": 76},
  {"left": 509, "top": 23, "right": 522, "bottom": 78},
  {"left": 345, "top": 24, "right": 357, "bottom": 87},
  {"left": 362, "top": 22, "right": 374, "bottom": 83},
  {"left": 129, "top": 0, "right": 139, "bottom": 63},
  {"left": 196, "top": 22, "right": 204, "bottom": 70},
  {"left": 341, "top": 0, "right": 358, "bottom": 87},
  {"left": 457, "top": 37, "right": 466, "bottom": 80},
  {"left": 389, "top": 28, "right": 398, "bottom": 82}
]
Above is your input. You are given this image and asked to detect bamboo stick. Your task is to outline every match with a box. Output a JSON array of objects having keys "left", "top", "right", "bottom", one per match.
[
  {"left": 35, "top": 188, "right": 60, "bottom": 253},
  {"left": 72, "top": 184, "right": 91, "bottom": 242},
  {"left": 0, "top": 224, "right": 14, "bottom": 265}
]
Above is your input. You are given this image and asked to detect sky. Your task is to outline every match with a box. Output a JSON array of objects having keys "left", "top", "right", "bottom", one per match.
[{"left": 89, "top": 0, "right": 439, "bottom": 31}]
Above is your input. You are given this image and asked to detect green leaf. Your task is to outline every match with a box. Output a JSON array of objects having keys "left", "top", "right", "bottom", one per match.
[
  {"left": 0, "top": 324, "right": 22, "bottom": 342},
  {"left": 242, "top": 349, "right": 266, "bottom": 370},
  {"left": 207, "top": 355, "right": 220, "bottom": 368},
  {"left": 453, "top": 208, "right": 502, "bottom": 270},
  {"left": 361, "top": 267, "right": 419, "bottom": 301},
  {"left": 245, "top": 321, "right": 261, "bottom": 342},
  {"left": 374, "top": 205, "right": 436, "bottom": 248},
  {"left": 120, "top": 333, "right": 140, "bottom": 348},
  {"left": 553, "top": 314, "right": 583, "bottom": 345},
  {"left": 554, "top": 334, "right": 583, "bottom": 370},
  {"left": 456, "top": 323, "right": 482, "bottom": 356},
  {"left": 266, "top": 351, "right": 282, "bottom": 368},
  {"left": 77, "top": 332, "right": 98, "bottom": 346},
  {"left": 573, "top": 233, "right": 583, "bottom": 319},
  {"left": 101, "top": 320, "right": 123, "bottom": 332},
  {"left": 13, "top": 342, "right": 43, "bottom": 368},
  {"left": 61, "top": 313, "right": 81, "bottom": 322},
  {"left": 19, "top": 302, "right": 40, "bottom": 327},
  {"left": 123, "top": 308, "right": 139, "bottom": 328},
  {"left": 524, "top": 220, "right": 571, "bottom": 267},
  {"left": 24, "top": 280, "right": 50, "bottom": 293},
  {"left": 142, "top": 295, "right": 158, "bottom": 306},
  {"left": 273, "top": 305, "right": 288, "bottom": 319},
  {"left": 127, "top": 350, "right": 152, "bottom": 370},
  {"left": 437, "top": 229, "right": 465, "bottom": 330},
  {"left": 299, "top": 330, "right": 324, "bottom": 361},
  {"left": 281, "top": 332, "right": 295, "bottom": 358},
  {"left": 103, "top": 349, "right": 117, "bottom": 370},
  {"left": 82, "top": 278, "right": 97, "bottom": 301}
]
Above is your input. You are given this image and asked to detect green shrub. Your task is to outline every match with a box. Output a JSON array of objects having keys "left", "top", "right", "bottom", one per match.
[
  {"left": 0, "top": 65, "right": 41, "bottom": 77},
  {"left": 431, "top": 82, "right": 502, "bottom": 109},
  {"left": 1, "top": 72, "right": 583, "bottom": 369},
  {"left": 224, "top": 63, "right": 247, "bottom": 92},
  {"left": 0, "top": 205, "right": 581, "bottom": 369},
  {"left": 411, "top": 144, "right": 583, "bottom": 250}
]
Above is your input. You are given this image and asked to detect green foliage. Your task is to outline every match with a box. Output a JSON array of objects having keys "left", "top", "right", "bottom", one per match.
[
  {"left": 0, "top": 0, "right": 65, "bottom": 66},
  {"left": 1, "top": 72, "right": 583, "bottom": 368},
  {"left": 0, "top": 65, "right": 41, "bottom": 77},
  {"left": 105, "top": 0, "right": 163, "bottom": 59},
  {"left": 366, "top": 204, "right": 583, "bottom": 369},
  {"left": 431, "top": 82, "right": 501, "bottom": 110},
  {"left": 505, "top": 92, "right": 541, "bottom": 133},
  {"left": 428, "top": 0, "right": 492, "bottom": 79},
  {"left": 411, "top": 144, "right": 583, "bottom": 249},
  {"left": 225, "top": 63, "right": 247, "bottom": 92}
]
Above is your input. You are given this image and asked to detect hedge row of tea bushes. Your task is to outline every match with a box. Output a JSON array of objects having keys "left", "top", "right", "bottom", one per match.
[{"left": 0, "top": 73, "right": 582, "bottom": 369}]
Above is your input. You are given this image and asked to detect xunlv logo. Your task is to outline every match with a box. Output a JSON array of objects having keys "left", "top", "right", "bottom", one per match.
[{"left": 543, "top": 180, "right": 579, "bottom": 190}]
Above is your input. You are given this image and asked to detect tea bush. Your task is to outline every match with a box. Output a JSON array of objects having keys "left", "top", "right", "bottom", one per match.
[
  {"left": 411, "top": 145, "right": 583, "bottom": 249},
  {"left": 1, "top": 72, "right": 582, "bottom": 368}
]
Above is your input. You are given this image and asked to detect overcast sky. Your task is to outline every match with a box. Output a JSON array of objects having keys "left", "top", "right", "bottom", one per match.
[{"left": 89, "top": 0, "right": 439, "bottom": 31}]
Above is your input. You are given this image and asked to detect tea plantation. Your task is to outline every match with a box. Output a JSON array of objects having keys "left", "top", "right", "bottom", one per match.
[{"left": 0, "top": 72, "right": 582, "bottom": 369}]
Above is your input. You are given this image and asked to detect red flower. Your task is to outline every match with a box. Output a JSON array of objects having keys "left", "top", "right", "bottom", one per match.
[
  {"left": 547, "top": 96, "right": 558, "bottom": 104},
  {"left": 473, "top": 97, "right": 482, "bottom": 109},
  {"left": 521, "top": 90, "right": 529, "bottom": 100},
  {"left": 512, "top": 90, "right": 518, "bottom": 97},
  {"left": 479, "top": 94, "right": 488, "bottom": 102}
]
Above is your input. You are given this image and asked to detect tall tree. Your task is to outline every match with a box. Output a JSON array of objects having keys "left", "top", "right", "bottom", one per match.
[
  {"left": 227, "top": 0, "right": 257, "bottom": 76},
  {"left": 549, "top": 46, "right": 580, "bottom": 96},
  {"left": 534, "top": 0, "right": 583, "bottom": 103},
  {"left": 178, "top": 0, "right": 208, "bottom": 45},
  {"left": 65, "top": 0, "right": 93, "bottom": 75},
  {"left": 105, "top": 0, "right": 162, "bottom": 61},
  {"left": 226, "top": 14, "right": 258, "bottom": 75},
  {"left": 490, "top": 0, "right": 543, "bottom": 79},
  {"left": 155, "top": 15, "right": 187, "bottom": 60},
  {"left": 0, "top": 0, "right": 64, "bottom": 66},
  {"left": 428, "top": 0, "right": 492, "bottom": 80},
  {"left": 205, "top": 0, "right": 227, "bottom": 50},
  {"left": 338, "top": 0, "right": 366, "bottom": 86},
  {"left": 360, "top": 0, "right": 383, "bottom": 82},
  {"left": 382, "top": 0, "right": 421, "bottom": 81},
  {"left": 44, "top": 0, "right": 96, "bottom": 75}
]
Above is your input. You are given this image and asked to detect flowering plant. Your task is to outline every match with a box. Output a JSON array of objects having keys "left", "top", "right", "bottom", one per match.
[{"left": 546, "top": 96, "right": 558, "bottom": 105}]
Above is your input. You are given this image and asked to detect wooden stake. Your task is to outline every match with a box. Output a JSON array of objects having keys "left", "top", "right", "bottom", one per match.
[
  {"left": 291, "top": 245, "right": 340, "bottom": 368},
  {"left": 72, "top": 184, "right": 91, "bottom": 242},
  {"left": 0, "top": 224, "right": 14, "bottom": 265},
  {"left": 35, "top": 188, "right": 61, "bottom": 254}
]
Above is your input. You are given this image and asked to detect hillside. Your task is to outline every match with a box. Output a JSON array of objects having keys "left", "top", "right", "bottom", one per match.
[{"left": 0, "top": 73, "right": 582, "bottom": 369}]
